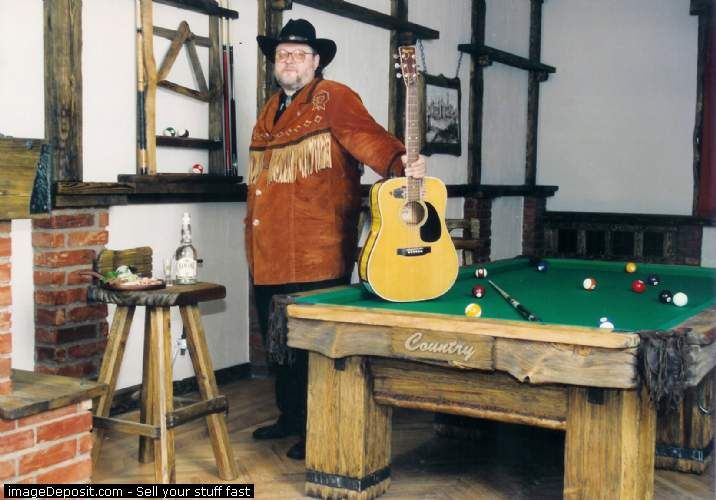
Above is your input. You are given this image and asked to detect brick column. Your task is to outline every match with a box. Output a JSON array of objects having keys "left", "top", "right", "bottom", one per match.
[
  {"left": 523, "top": 196, "right": 546, "bottom": 257},
  {"left": 0, "top": 221, "right": 11, "bottom": 395},
  {"left": 464, "top": 198, "right": 492, "bottom": 263},
  {"left": 32, "top": 209, "right": 109, "bottom": 377},
  {"left": 0, "top": 402, "right": 93, "bottom": 485}
]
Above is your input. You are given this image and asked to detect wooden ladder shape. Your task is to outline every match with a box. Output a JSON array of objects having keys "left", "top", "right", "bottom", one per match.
[{"left": 156, "top": 21, "right": 210, "bottom": 102}]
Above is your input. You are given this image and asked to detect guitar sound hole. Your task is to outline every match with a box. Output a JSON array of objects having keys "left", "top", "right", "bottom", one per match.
[{"left": 400, "top": 201, "right": 426, "bottom": 226}]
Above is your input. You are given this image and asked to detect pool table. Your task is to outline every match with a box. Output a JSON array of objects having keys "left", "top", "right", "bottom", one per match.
[{"left": 286, "top": 258, "right": 716, "bottom": 500}]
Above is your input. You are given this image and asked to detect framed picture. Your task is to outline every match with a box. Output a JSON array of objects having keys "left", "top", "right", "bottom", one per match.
[{"left": 419, "top": 73, "right": 462, "bottom": 156}]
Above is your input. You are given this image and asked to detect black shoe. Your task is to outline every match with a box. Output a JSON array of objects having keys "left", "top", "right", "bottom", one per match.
[
  {"left": 252, "top": 420, "right": 290, "bottom": 440},
  {"left": 286, "top": 440, "right": 305, "bottom": 460}
]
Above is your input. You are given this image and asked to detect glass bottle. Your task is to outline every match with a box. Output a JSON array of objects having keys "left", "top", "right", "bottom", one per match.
[{"left": 174, "top": 212, "right": 198, "bottom": 284}]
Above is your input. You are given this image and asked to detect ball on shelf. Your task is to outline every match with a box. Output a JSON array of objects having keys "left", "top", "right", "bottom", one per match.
[
  {"left": 178, "top": 128, "right": 190, "bottom": 138},
  {"left": 471, "top": 285, "right": 486, "bottom": 299},
  {"left": 646, "top": 273, "right": 660, "bottom": 286},
  {"left": 162, "top": 126, "right": 177, "bottom": 137},
  {"left": 631, "top": 279, "right": 646, "bottom": 293},
  {"left": 536, "top": 260, "right": 549, "bottom": 272},
  {"left": 475, "top": 267, "right": 488, "bottom": 279},
  {"left": 658, "top": 290, "right": 673, "bottom": 304},
  {"left": 599, "top": 317, "right": 615, "bottom": 329},
  {"left": 464, "top": 303, "right": 482, "bottom": 318},
  {"left": 625, "top": 262, "right": 637, "bottom": 273},
  {"left": 191, "top": 163, "right": 204, "bottom": 174},
  {"left": 672, "top": 292, "right": 688, "bottom": 307},
  {"left": 582, "top": 277, "right": 598, "bottom": 291}
]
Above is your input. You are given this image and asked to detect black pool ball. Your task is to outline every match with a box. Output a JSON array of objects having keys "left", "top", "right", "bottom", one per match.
[
  {"left": 536, "top": 260, "right": 549, "bottom": 272},
  {"left": 647, "top": 273, "right": 660, "bottom": 286},
  {"left": 659, "top": 290, "right": 673, "bottom": 304},
  {"left": 472, "top": 284, "right": 486, "bottom": 298}
]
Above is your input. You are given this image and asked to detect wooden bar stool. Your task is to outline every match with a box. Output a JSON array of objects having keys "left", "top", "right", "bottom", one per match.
[{"left": 88, "top": 248, "right": 238, "bottom": 483}]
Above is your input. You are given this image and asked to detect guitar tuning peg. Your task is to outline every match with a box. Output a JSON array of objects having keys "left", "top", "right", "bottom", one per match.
[
  {"left": 394, "top": 63, "right": 400, "bottom": 68},
  {"left": 393, "top": 54, "right": 399, "bottom": 59},
  {"left": 396, "top": 73, "right": 402, "bottom": 78}
]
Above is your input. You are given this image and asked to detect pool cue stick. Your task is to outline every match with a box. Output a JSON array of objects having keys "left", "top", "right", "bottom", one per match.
[
  {"left": 221, "top": 3, "right": 232, "bottom": 176},
  {"left": 488, "top": 280, "right": 541, "bottom": 322},
  {"left": 227, "top": 0, "right": 238, "bottom": 176},
  {"left": 135, "top": 0, "right": 147, "bottom": 175}
]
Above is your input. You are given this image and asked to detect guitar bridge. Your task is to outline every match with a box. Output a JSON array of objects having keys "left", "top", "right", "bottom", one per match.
[{"left": 397, "top": 247, "right": 431, "bottom": 257}]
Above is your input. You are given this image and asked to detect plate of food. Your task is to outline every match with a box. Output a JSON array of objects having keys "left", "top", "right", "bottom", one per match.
[{"left": 81, "top": 266, "right": 166, "bottom": 291}]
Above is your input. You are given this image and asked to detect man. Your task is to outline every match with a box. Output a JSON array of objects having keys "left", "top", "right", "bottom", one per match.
[{"left": 248, "top": 18, "right": 426, "bottom": 460}]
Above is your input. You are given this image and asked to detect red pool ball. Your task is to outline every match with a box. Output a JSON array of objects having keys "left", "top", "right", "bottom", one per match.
[
  {"left": 472, "top": 285, "right": 486, "bottom": 298},
  {"left": 631, "top": 279, "right": 646, "bottom": 293}
]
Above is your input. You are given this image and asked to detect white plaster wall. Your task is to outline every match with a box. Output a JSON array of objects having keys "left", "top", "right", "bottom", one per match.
[
  {"left": 538, "top": 0, "right": 698, "bottom": 215},
  {"left": 701, "top": 227, "right": 716, "bottom": 267},
  {"left": 490, "top": 197, "right": 523, "bottom": 261},
  {"left": 10, "top": 219, "right": 34, "bottom": 370}
]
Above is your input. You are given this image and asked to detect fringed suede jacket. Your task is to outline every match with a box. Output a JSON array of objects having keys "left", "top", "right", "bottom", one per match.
[{"left": 246, "top": 78, "right": 406, "bottom": 285}]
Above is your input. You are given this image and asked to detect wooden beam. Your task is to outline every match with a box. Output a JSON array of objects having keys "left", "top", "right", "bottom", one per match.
[
  {"left": 292, "top": 0, "right": 439, "bottom": 40},
  {"left": 154, "top": 0, "right": 238, "bottom": 19},
  {"left": 140, "top": 0, "right": 158, "bottom": 174},
  {"left": 690, "top": 0, "right": 714, "bottom": 15},
  {"left": 156, "top": 136, "right": 223, "bottom": 150},
  {"left": 459, "top": 44, "right": 556, "bottom": 74},
  {"left": 154, "top": 26, "right": 211, "bottom": 47},
  {"left": 692, "top": 10, "right": 710, "bottom": 214},
  {"left": 44, "top": 0, "right": 83, "bottom": 182},
  {"left": 208, "top": 15, "right": 224, "bottom": 174},
  {"left": 525, "top": 0, "right": 544, "bottom": 186},
  {"left": 257, "top": 0, "right": 284, "bottom": 113},
  {"left": 0, "top": 138, "right": 50, "bottom": 219},
  {"left": 468, "top": 0, "right": 485, "bottom": 185}
]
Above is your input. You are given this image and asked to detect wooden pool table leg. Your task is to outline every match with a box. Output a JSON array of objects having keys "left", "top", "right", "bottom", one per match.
[
  {"left": 564, "top": 387, "right": 655, "bottom": 500},
  {"left": 305, "top": 353, "right": 392, "bottom": 499}
]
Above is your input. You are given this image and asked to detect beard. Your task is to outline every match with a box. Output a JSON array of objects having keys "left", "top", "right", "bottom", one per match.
[{"left": 274, "top": 66, "right": 314, "bottom": 93}]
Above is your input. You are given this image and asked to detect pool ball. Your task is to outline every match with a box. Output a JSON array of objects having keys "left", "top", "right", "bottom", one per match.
[
  {"left": 646, "top": 273, "right": 660, "bottom": 286},
  {"left": 658, "top": 290, "right": 673, "bottom": 304},
  {"left": 625, "top": 262, "right": 637, "bottom": 273},
  {"left": 631, "top": 279, "right": 646, "bottom": 293},
  {"left": 471, "top": 285, "right": 486, "bottom": 298},
  {"left": 475, "top": 267, "right": 488, "bottom": 279},
  {"left": 536, "top": 260, "right": 549, "bottom": 272},
  {"left": 582, "top": 277, "right": 598, "bottom": 291},
  {"left": 464, "top": 303, "right": 482, "bottom": 317},
  {"left": 599, "top": 317, "right": 615, "bottom": 329},
  {"left": 673, "top": 292, "right": 688, "bottom": 307}
]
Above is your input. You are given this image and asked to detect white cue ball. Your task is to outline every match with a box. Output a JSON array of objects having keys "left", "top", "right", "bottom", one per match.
[{"left": 672, "top": 292, "right": 688, "bottom": 307}]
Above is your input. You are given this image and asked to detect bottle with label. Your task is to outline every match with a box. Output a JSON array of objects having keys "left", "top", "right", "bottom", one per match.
[{"left": 174, "top": 212, "right": 198, "bottom": 284}]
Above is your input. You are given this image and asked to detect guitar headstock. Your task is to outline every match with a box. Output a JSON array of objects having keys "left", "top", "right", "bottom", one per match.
[{"left": 397, "top": 46, "right": 418, "bottom": 88}]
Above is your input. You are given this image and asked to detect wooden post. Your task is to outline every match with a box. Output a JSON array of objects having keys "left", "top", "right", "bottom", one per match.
[
  {"left": 140, "top": 0, "right": 158, "bottom": 174},
  {"left": 150, "top": 306, "right": 175, "bottom": 483},
  {"left": 467, "top": 0, "right": 485, "bottom": 186},
  {"left": 257, "top": 0, "right": 286, "bottom": 112},
  {"left": 43, "top": 0, "right": 83, "bottom": 182},
  {"left": 564, "top": 387, "right": 656, "bottom": 500},
  {"left": 305, "top": 354, "right": 392, "bottom": 500},
  {"left": 525, "top": 0, "right": 544, "bottom": 186},
  {"left": 208, "top": 15, "right": 225, "bottom": 174}
]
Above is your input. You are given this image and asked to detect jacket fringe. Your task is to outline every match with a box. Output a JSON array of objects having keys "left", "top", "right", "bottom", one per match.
[{"left": 248, "top": 132, "right": 332, "bottom": 184}]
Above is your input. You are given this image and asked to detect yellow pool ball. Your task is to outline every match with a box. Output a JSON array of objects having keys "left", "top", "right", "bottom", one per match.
[
  {"left": 464, "top": 303, "right": 482, "bottom": 318},
  {"left": 625, "top": 262, "right": 637, "bottom": 273}
]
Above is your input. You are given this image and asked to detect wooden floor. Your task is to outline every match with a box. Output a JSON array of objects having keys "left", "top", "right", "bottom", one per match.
[{"left": 94, "top": 376, "right": 715, "bottom": 499}]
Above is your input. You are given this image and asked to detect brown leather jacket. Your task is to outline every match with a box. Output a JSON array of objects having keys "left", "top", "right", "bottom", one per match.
[{"left": 246, "top": 78, "right": 405, "bottom": 285}]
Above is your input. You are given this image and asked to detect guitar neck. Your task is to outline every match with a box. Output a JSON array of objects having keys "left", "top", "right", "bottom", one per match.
[{"left": 405, "top": 79, "right": 422, "bottom": 201}]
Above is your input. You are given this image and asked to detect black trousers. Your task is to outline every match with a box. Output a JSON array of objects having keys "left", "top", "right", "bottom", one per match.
[{"left": 253, "top": 276, "right": 349, "bottom": 436}]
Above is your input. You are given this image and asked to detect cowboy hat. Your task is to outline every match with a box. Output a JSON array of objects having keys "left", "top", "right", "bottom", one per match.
[{"left": 257, "top": 19, "right": 337, "bottom": 67}]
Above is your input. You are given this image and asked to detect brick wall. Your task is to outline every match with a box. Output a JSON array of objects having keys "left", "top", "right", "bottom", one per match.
[
  {"left": 32, "top": 209, "right": 109, "bottom": 377},
  {"left": 0, "top": 402, "right": 93, "bottom": 489},
  {"left": 0, "top": 222, "right": 11, "bottom": 395},
  {"left": 523, "top": 196, "right": 546, "bottom": 257},
  {"left": 464, "top": 198, "right": 492, "bottom": 263}
]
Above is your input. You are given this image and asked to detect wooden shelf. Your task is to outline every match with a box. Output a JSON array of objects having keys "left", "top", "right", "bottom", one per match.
[
  {"left": 0, "top": 370, "right": 105, "bottom": 420},
  {"left": 156, "top": 136, "right": 222, "bottom": 150},
  {"left": 458, "top": 44, "right": 556, "bottom": 74},
  {"left": 293, "top": 0, "right": 439, "bottom": 40},
  {"left": 55, "top": 174, "right": 246, "bottom": 207},
  {"left": 153, "top": 0, "right": 238, "bottom": 19}
]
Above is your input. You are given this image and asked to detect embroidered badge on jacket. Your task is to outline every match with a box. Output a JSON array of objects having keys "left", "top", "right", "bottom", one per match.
[{"left": 312, "top": 90, "right": 330, "bottom": 111}]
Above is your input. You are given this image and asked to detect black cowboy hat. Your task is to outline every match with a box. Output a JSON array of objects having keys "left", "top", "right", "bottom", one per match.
[{"left": 257, "top": 19, "right": 337, "bottom": 67}]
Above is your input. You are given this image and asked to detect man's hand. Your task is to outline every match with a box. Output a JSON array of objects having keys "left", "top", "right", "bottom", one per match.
[{"left": 402, "top": 154, "right": 427, "bottom": 178}]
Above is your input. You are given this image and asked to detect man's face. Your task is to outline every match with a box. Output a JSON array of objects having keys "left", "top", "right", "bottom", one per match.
[{"left": 273, "top": 42, "right": 320, "bottom": 93}]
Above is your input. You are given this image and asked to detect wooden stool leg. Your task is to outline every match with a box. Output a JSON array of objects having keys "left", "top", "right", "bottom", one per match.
[
  {"left": 181, "top": 305, "right": 239, "bottom": 480},
  {"left": 150, "top": 306, "right": 176, "bottom": 484},
  {"left": 564, "top": 387, "right": 655, "bottom": 500},
  {"left": 139, "top": 309, "right": 154, "bottom": 463},
  {"left": 92, "top": 306, "right": 135, "bottom": 466}
]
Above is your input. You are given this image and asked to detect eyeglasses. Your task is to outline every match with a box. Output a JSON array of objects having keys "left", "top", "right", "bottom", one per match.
[{"left": 275, "top": 49, "right": 315, "bottom": 63}]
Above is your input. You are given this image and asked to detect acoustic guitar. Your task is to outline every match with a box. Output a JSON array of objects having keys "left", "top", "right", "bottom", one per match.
[{"left": 358, "top": 46, "right": 459, "bottom": 302}]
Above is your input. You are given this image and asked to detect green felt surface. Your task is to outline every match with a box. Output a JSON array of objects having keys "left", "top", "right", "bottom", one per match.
[{"left": 295, "top": 258, "right": 716, "bottom": 331}]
